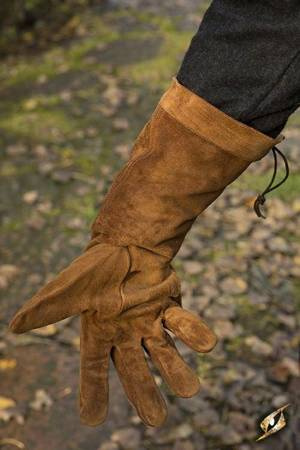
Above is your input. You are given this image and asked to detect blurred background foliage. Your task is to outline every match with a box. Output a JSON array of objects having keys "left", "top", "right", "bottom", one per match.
[
  {"left": 0, "top": 0, "right": 100, "bottom": 56},
  {"left": 0, "top": 1, "right": 299, "bottom": 449}
]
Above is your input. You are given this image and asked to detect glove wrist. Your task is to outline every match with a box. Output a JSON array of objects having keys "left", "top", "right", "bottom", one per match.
[{"left": 91, "top": 78, "right": 281, "bottom": 259}]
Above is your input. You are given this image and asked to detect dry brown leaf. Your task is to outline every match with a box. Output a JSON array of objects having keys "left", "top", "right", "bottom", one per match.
[
  {"left": 112, "top": 117, "right": 129, "bottom": 131},
  {"left": 58, "top": 387, "right": 72, "bottom": 398},
  {"left": 0, "top": 265, "right": 20, "bottom": 290},
  {"left": 243, "top": 195, "right": 256, "bottom": 208},
  {"left": 0, "top": 438, "right": 25, "bottom": 448}
]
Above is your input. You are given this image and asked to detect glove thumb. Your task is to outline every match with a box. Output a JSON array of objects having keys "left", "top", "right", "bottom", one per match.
[{"left": 9, "top": 242, "right": 129, "bottom": 333}]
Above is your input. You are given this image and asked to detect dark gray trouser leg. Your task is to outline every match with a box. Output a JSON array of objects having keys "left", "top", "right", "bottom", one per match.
[{"left": 177, "top": 0, "right": 300, "bottom": 138}]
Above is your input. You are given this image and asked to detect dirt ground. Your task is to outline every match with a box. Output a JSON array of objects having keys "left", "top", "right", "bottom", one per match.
[{"left": 0, "top": 1, "right": 299, "bottom": 449}]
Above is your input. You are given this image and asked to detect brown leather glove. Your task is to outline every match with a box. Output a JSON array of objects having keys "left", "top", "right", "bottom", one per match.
[
  {"left": 79, "top": 246, "right": 217, "bottom": 426},
  {"left": 9, "top": 78, "right": 282, "bottom": 426}
]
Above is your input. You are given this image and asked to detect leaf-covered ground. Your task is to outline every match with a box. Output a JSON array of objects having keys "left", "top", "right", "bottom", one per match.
[{"left": 0, "top": 1, "right": 299, "bottom": 449}]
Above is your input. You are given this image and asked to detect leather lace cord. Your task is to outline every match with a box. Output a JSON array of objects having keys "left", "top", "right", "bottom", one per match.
[{"left": 254, "top": 147, "right": 290, "bottom": 219}]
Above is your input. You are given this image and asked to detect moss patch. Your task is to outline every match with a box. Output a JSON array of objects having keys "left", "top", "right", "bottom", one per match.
[{"left": 232, "top": 170, "right": 300, "bottom": 201}]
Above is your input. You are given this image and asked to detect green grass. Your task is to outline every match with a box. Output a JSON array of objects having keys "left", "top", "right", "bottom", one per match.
[
  {"left": 115, "top": 12, "right": 193, "bottom": 86},
  {"left": 0, "top": 108, "right": 82, "bottom": 141},
  {"left": 293, "top": 280, "right": 300, "bottom": 312},
  {"left": 63, "top": 193, "right": 97, "bottom": 223},
  {"left": 234, "top": 295, "right": 280, "bottom": 337},
  {"left": 0, "top": 14, "right": 120, "bottom": 89},
  {"left": 233, "top": 169, "right": 300, "bottom": 201},
  {"left": 287, "top": 110, "right": 300, "bottom": 127}
]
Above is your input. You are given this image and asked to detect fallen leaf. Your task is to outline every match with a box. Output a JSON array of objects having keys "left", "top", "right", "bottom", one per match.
[
  {"left": 0, "top": 409, "right": 24, "bottom": 425},
  {"left": 31, "top": 324, "right": 57, "bottom": 337},
  {"left": 0, "top": 438, "right": 25, "bottom": 448},
  {"left": 36, "top": 201, "right": 52, "bottom": 214},
  {"left": 23, "top": 98, "right": 38, "bottom": 110},
  {"left": 60, "top": 90, "right": 72, "bottom": 101},
  {"left": 22, "top": 190, "right": 39, "bottom": 204},
  {"left": 5, "top": 144, "right": 27, "bottom": 157},
  {"left": 0, "top": 396, "right": 16, "bottom": 410},
  {"left": 112, "top": 117, "right": 129, "bottom": 131},
  {"left": 0, "top": 359, "right": 17, "bottom": 371},
  {"left": 126, "top": 90, "right": 140, "bottom": 105},
  {"left": 58, "top": 387, "right": 72, "bottom": 398},
  {"left": 32, "top": 144, "right": 48, "bottom": 158},
  {"left": 114, "top": 144, "right": 131, "bottom": 159},
  {"left": 72, "top": 336, "right": 80, "bottom": 350},
  {"left": 29, "top": 389, "right": 53, "bottom": 411},
  {"left": 51, "top": 170, "right": 73, "bottom": 183},
  {"left": 245, "top": 336, "right": 273, "bottom": 356},
  {"left": 268, "top": 358, "right": 299, "bottom": 383},
  {"left": 0, "top": 265, "right": 20, "bottom": 290},
  {"left": 25, "top": 214, "right": 46, "bottom": 230},
  {"left": 220, "top": 276, "right": 248, "bottom": 294},
  {"left": 95, "top": 104, "right": 116, "bottom": 117},
  {"left": 102, "top": 85, "right": 124, "bottom": 108},
  {"left": 37, "top": 74, "right": 48, "bottom": 84}
]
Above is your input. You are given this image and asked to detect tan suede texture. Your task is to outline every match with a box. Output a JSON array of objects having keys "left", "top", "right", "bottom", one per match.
[{"left": 9, "top": 78, "right": 281, "bottom": 427}]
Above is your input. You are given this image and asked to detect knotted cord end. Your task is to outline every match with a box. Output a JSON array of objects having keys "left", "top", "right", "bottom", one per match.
[
  {"left": 254, "top": 194, "right": 267, "bottom": 219},
  {"left": 252, "top": 145, "right": 289, "bottom": 220}
]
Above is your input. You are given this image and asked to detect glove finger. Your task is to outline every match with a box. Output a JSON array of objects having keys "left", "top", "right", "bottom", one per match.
[
  {"left": 9, "top": 243, "right": 129, "bottom": 333},
  {"left": 143, "top": 330, "right": 200, "bottom": 398},
  {"left": 80, "top": 311, "right": 112, "bottom": 426},
  {"left": 111, "top": 343, "right": 167, "bottom": 427},
  {"left": 163, "top": 306, "right": 217, "bottom": 353}
]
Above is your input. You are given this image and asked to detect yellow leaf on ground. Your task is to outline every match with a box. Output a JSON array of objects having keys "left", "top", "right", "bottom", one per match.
[
  {"left": 72, "top": 336, "right": 80, "bottom": 350},
  {"left": 0, "top": 438, "right": 25, "bottom": 448},
  {"left": 0, "top": 359, "right": 17, "bottom": 370},
  {"left": 31, "top": 324, "right": 58, "bottom": 336},
  {"left": 0, "top": 396, "right": 16, "bottom": 410},
  {"left": 23, "top": 98, "right": 38, "bottom": 110}
]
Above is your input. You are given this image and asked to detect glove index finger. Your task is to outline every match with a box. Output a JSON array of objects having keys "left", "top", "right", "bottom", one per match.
[
  {"left": 163, "top": 306, "right": 217, "bottom": 353},
  {"left": 80, "top": 311, "right": 112, "bottom": 426}
]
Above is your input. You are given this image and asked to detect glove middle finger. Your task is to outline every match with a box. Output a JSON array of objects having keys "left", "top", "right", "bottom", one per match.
[{"left": 111, "top": 340, "right": 167, "bottom": 427}]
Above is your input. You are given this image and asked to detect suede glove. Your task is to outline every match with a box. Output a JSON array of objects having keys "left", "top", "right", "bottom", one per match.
[
  {"left": 9, "top": 78, "right": 282, "bottom": 426},
  {"left": 9, "top": 241, "right": 217, "bottom": 427},
  {"left": 80, "top": 245, "right": 217, "bottom": 426}
]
